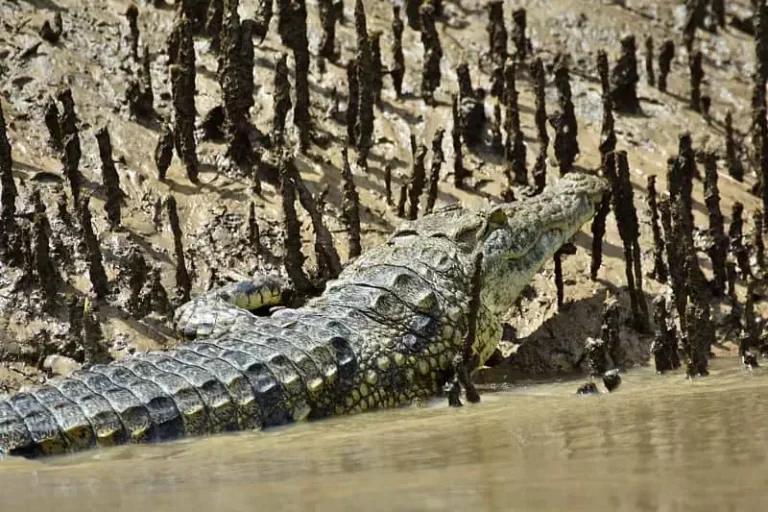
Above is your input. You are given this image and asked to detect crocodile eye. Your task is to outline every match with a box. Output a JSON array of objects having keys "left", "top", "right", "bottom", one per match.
[{"left": 487, "top": 207, "right": 508, "bottom": 227}]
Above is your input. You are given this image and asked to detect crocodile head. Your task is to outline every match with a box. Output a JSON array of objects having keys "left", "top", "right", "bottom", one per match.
[{"left": 479, "top": 172, "right": 607, "bottom": 315}]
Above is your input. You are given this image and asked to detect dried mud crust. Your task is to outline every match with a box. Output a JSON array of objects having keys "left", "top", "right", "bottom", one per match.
[{"left": 0, "top": 0, "right": 762, "bottom": 392}]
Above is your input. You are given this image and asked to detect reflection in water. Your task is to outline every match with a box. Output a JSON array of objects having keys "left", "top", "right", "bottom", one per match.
[{"left": 1, "top": 359, "right": 767, "bottom": 511}]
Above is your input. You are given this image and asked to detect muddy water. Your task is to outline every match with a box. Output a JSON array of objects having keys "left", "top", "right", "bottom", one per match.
[{"left": 0, "top": 358, "right": 765, "bottom": 512}]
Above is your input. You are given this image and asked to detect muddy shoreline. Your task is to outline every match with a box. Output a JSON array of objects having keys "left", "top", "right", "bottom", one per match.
[{"left": 1, "top": 0, "right": 765, "bottom": 394}]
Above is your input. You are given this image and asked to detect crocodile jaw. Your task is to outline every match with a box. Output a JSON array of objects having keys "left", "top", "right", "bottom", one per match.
[{"left": 480, "top": 173, "right": 608, "bottom": 315}]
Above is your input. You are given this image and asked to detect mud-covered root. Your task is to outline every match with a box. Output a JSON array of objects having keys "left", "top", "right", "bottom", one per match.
[
  {"left": 30, "top": 190, "right": 59, "bottom": 312},
  {"left": 651, "top": 295, "right": 681, "bottom": 373},
  {"left": 712, "top": 0, "right": 726, "bottom": 28},
  {"left": 341, "top": 146, "right": 362, "bottom": 259},
  {"left": 206, "top": 0, "right": 224, "bottom": 53},
  {"left": 551, "top": 53, "right": 579, "bottom": 176},
  {"left": 682, "top": 0, "right": 705, "bottom": 54},
  {"left": 126, "top": 4, "right": 141, "bottom": 61},
  {"left": 554, "top": 241, "right": 577, "bottom": 310},
  {"left": 668, "top": 133, "right": 696, "bottom": 236},
  {"left": 391, "top": 5, "right": 406, "bottom": 98},
  {"left": 283, "top": 0, "right": 311, "bottom": 151},
  {"left": 531, "top": 148, "right": 547, "bottom": 196},
  {"left": 683, "top": 300, "right": 710, "bottom": 378},
  {"left": 219, "top": 0, "right": 256, "bottom": 170},
  {"left": 597, "top": 50, "right": 617, "bottom": 157},
  {"left": 725, "top": 111, "right": 745, "bottom": 181},
  {"left": 247, "top": 201, "right": 261, "bottom": 255},
  {"left": 169, "top": 13, "right": 199, "bottom": 183},
  {"left": 396, "top": 181, "right": 408, "bottom": 218},
  {"left": 384, "top": 165, "right": 393, "bottom": 205},
  {"left": 369, "top": 31, "right": 383, "bottom": 104},
  {"left": 589, "top": 54, "right": 614, "bottom": 282},
  {"left": 531, "top": 57, "right": 549, "bottom": 148},
  {"left": 726, "top": 261, "right": 738, "bottom": 303},
  {"left": 95, "top": 127, "right": 124, "bottom": 230},
  {"left": 58, "top": 87, "right": 83, "bottom": 206},
  {"left": 0, "top": 101, "right": 17, "bottom": 231},
  {"left": 755, "top": 0, "right": 768, "bottom": 101},
  {"left": 701, "top": 150, "right": 727, "bottom": 296},
  {"left": 272, "top": 53, "right": 292, "bottom": 147},
  {"left": 154, "top": 121, "right": 174, "bottom": 181},
  {"left": 511, "top": 8, "right": 528, "bottom": 62},
  {"left": 170, "top": 62, "right": 199, "bottom": 184},
  {"left": 659, "top": 194, "right": 687, "bottom": 324},
  {"left": 753, "top": 211, "right": 766, "bottom": 273},
  {"left": 287, "top": 157, "right": 342, "bottom": 280},
  {"left": 425, "top": 129, "right": 445, "bottom": 214},
  {"left": 729, "top": 201, "right": 752, "bottom": 280},
  {"left": 689, "top": 50, "right": 704, "bottom": 112},
  {"left": 354, "top": 0, "right": 374, "bottom": 168},
  {"left": 166, "top": 194, "right": 192, "bottom": 304},
  {"left": 503, "top": 60, "right": 527, "bottom": 186},
  {"left": 658, "top": 40, "right": 675, "bottom": 93},
  {"left": 487, "top": 0, "right": 507, "bottom": 66},
  {"left": 346, "top": 58, "right": 359, "bottom": 145},
  {"left": 611, "top": 35, "right": 641, "bottom": 114},
  {"left": 740, "top": 278, "right": 761, "bottom": 360},
  {"left": 79, "top": 197, "right": 110, "bottom": 299},
  {"left": 407, "top": 144, "right": 427, "bottom": 220},
  {"left": 120, "top": 244, "right": 150, "bottom": 318},
  {"left": 279, "top": 154, "right": 314, "bottom": 296},
  {"left": 646, "top": 176, "right": 668, "bottom": 283},
  {"left": 319, "top": 0, "right": 339, "bottom": 61},
  {"left": 403, "top": 0, "right": 419, "bottom": 30},
  {"left": 456, "top": 63, "right": 485, "bottom": 148},
  {"left": 644, "top": 35, "right": 655, "bottom": 86},
  {"left": 419, "top": 0, "right": 442, "bottom": 105},
  {"left": 590, "top": 190, "right": 610, "bottom": 281},
  {"left": 451, "top": 95, "right": 470, "bottom": 189},
  {"left": 609, "top": 151, "right": 649, "bottom": 333},
  {"left": 43, "top": 97, "right": 63, "bottom": 153},
  {"left": 126, "top": 44, "right": 156, "bottom": 120},
  {"left": 254, "top": 0, "right": 272, "bottom": 43}
]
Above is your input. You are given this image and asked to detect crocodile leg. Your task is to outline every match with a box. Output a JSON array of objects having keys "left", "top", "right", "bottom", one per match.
[{"left": 173, "top": 274, "right": 290, "bottom": 340}]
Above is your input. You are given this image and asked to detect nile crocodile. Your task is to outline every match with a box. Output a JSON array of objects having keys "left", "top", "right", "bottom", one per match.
[{"left": 0, "top": 173, "right": 606, "bottom": 459}]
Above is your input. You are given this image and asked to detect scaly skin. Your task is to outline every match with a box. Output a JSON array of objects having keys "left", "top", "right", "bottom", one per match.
[{"left": 0, "top": 173, "right": 606, "bottom": 459}]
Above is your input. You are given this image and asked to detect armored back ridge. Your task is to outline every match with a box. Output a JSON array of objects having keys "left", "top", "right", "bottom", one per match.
[{"left": 0, "top": 173, "right": 606, "bottom": 459}]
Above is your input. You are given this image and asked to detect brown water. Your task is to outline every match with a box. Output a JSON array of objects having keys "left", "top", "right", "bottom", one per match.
[{"left": 1, "top": 358, "right": 766, "bottom": 512}]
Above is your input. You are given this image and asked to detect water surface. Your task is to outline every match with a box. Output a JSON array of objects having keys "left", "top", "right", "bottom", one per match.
[{"left": 1, "top": 358, "right": 765, "bottom": 512}]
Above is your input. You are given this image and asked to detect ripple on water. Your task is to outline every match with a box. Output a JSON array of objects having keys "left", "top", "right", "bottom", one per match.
[{"left": 0, "top": 358, "right": 766, "bottom": 512}]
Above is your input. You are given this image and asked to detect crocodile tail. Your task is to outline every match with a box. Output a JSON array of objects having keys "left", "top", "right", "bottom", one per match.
[{"left": 0, "top": 343, "right": 293, "bottom": 458}]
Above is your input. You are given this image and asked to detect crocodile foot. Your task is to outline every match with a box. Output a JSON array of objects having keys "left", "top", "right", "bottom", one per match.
[
  {"left": 446, "top": 354, "right": 481, "bottom": 407},
  {"left": 173, "top": 273, "right": 290, "bottom": 340}
]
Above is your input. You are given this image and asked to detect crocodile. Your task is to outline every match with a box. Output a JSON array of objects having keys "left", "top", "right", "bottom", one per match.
[{"left": 0, "top": 173, "right": 606, "bottom": 459}]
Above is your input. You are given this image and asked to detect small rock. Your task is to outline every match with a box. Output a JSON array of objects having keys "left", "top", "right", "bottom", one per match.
[
  {"left": 743, "top": 353, "right": 759, "bottom": 369},
  {"left": 576, "top": 382, "right": 599, "bottom": 395},
  {"left": 602, "top": 369, "right": 622, "bottom": 392},
  {"left": 43, "top": 355, "right": 81, "bottom": 377}
]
